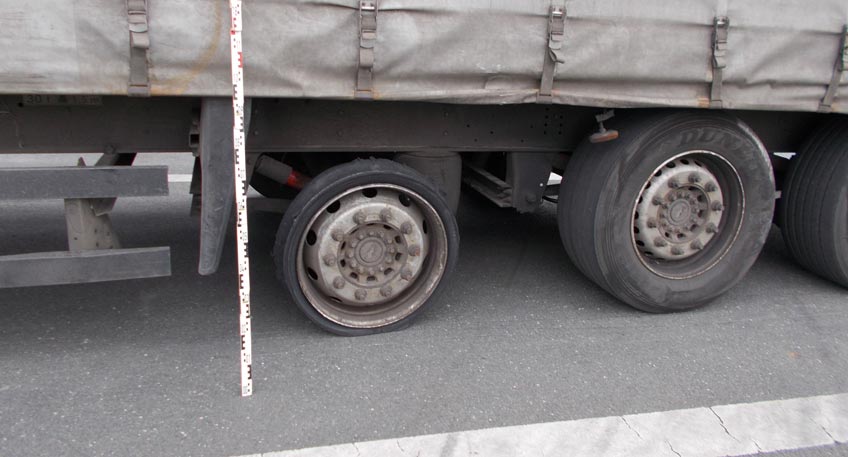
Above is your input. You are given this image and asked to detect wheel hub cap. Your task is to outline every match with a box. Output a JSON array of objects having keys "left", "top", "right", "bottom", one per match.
[
  {"left": 634, "top": 158, "right": 725, "bottom": 261},
  {"left": 302, "top": 188, "right": 428, "bottom": 307}
]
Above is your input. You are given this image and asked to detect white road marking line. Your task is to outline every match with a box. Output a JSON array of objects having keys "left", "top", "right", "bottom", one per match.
[
  {"left": 236, "top": 393, "right": 848, "bottom": 457},
  {"left": 167, "top": 174, "right": 193, "bottom": 183}
]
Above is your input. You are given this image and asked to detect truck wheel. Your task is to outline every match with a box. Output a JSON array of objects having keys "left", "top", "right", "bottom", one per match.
[
  {"left": 274, "top": 159, "right": 459, "bottom": 335},
  {"left": 558, "top": 112, "right": 774, "bottom": 312},
  {"left": 779, "top": 119, "right": 848, "bottom": 288}
]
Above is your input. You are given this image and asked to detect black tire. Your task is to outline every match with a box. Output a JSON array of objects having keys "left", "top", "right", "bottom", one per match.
[
  {"left": 558, "top": 111, "right": 775, "bottom": 312},
  {"left": 274, "top": 159, "right": 460, "bottom": 336},
  {"left": 779, "top": 118, "right": 848, "bottom": 288}
]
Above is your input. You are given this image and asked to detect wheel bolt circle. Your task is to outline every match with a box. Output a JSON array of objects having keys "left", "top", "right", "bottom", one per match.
[{"left": 647, "top": 218, "right": 658, "bottom": 229}]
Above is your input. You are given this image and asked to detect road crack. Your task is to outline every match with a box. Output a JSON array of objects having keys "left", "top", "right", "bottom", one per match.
[
  {"left": 809, "top": 417, "right": 838, "bottom": 444},
  {"left": 666, "top": 440, "right": 682, "bottom": 457},
  {"left": 621, "top": 416, "right": 643, "bottom": 439},
  {"left": 709, "top": 407, "right": 740, "bottom": 442}
]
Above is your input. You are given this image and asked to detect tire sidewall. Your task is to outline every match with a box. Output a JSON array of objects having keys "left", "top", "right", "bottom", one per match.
[
  {"left": 595, "top": 114, "right": 775, "bottom": 311},
  {"left": 275, "top": 159, "right": 460, "bottom": 336}
]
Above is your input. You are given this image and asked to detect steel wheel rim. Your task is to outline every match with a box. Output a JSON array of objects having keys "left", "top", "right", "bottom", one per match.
[
  {"left": 296, "top": 183, "right": 449, "bottom": 328},
  {"left": 631, "top": 151, "right": 745, "bottom": 279}
]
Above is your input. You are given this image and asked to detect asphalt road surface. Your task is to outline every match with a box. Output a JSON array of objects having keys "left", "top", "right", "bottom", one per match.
[{"left": 0, "top": 154, "right": 846, "bottom": 456}]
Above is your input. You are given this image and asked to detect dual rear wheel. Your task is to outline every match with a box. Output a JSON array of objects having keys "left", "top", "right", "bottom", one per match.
[{"left": 558, "top": 112, "right": 775, "bottom": 312}]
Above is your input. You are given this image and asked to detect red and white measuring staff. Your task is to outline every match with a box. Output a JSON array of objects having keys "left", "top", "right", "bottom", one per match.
[{"left": 229, "top": 0, "right": 253, "bottom": 397}]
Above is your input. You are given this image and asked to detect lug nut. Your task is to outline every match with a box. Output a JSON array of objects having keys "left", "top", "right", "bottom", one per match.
[
  {"left": 346, "top": 250, "right": 354, "bottom": 258},
  {"left": 357, "top": 233, "right": 366, "bottom": 240},
  {"left": 323, "top": 255, "right": 336, "bottom": 266},
  {"left": 353, "top": 211, "right": 367, "bottom": 224},
  {"left": 368, "top": 230, "right": 376, "bottom": 237},
  {"left": 332, "top": 230, "right": 345, "bottom": 242},
  {"left": 333, "top": 277, "right": 345, "bottom": 289},
  {"left": 385, "top": 257, "right": 394, "bottom": 264},
  {"left": 380, "top": 286, "right": 393, "bottom": 297},
  {"left": 378, "top": 265, "right": 386, "bottom": 272},
  {"left": 351, "top": 240, "right": 359, "bottom": 248},
  {"left": 367, "top": 268, "right": 375, "bottom": 276},
  {"left": 401, "top": 222, "right": 413, "bottom": 234},
  {"left": 400, "top": 268, "right": 413, "bottom": 280},
  {"left": 691, "top": 240, "right": 704, "bottom": 250},
  {"left": 669, "top": 179, "right": 680, "bottom": 189},
  {"left": 654, "top": 238, "right": 667, "bottom": 248},
  {"left": 711, "top": 202, "right": 724, "bottom": 212},
  {"left": 671, "top": 247, "right": 685, "bottom": 256},
  {"left": 380, "top": 209, "right": 392, "bottom": 222},
  {"left": 688, "top": 173, "right": 701, "bottom": 184},
  {"left": 647, "top": 218, "right": 658, "bottom": 229},
  {"left": 388, "top": 246, "right": 397, "bottom": 254},
  {"left": 705, "top": 182, "right": 718, "bottom": 193},
  {"left": 355, "top": 289, "right": 368, "bottom": 301},
  {"left": 409, "top": 244, "right": 421, "bottom": 257},
  {"left": 652, "top": 197, "right": 663, "bottom": 206},
  {"left": 357, "top": 266, "right": 366, "bottom": 274},
  {"left": 350, "top": 260, "right": 359, "bottom": 268},
  {"left": 706, "top": 223, "right": 718, "bottom": 234}
]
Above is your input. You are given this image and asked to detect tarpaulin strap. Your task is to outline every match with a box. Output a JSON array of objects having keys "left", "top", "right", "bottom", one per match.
[
  {"left": 710, "top": 16, "right": 729, "bottom": 109},
  {"left": 127, "top": 0, "right": 150, "bottom": 97},
  {"left": 819, "top": 25, "right": 848, "bottom": 113},
  {"left": 356, "top": 1, "right": 378, "bottom": 100},
  {"left": 538, "top": 0, "right": 566, "bottom": 104}
]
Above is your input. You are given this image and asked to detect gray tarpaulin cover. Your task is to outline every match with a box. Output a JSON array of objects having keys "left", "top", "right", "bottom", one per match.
[{"left": 1, "top": 0, "right": 846, "bottom": 113}]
